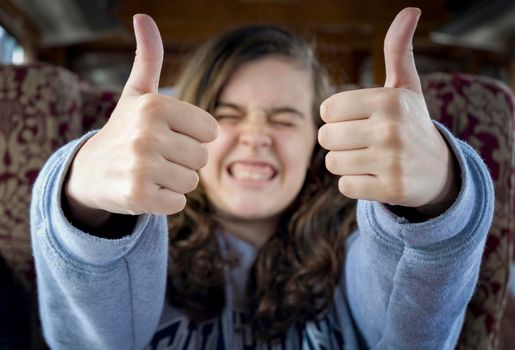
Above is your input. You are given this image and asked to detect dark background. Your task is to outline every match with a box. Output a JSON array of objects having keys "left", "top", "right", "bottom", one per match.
[{"left": 1, "top": 0, "right": 514, "bottom": 91}]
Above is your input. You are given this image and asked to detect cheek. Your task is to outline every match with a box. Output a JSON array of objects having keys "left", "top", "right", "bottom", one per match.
[
  {"left": 205, "top": 128, "right": 234, "bottom": 165},
  {"left": 278, "top": 130, "right": 316, "bottom": 172},
  {"left": 200, "top": 127, "right": 236, "bottom": 184}
]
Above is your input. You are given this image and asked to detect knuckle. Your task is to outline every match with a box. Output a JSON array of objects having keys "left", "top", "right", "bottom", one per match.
[
  {"left": 137, "top": 93, "right": 162, "bottom": 115},
  {"left": 130, "top": 128, "right": 150, "bottom": 154},
  {"left": 126, "top": 162, "right": 152, "bottom": 192},
  {"left": 170, "top": 136, "right": 186, "bottom": 157},
  {"left": 381, "top": 149, "right": 403, "bottom": 179},
  {"left": 378, "top": 89, "right": 403, "bottom": 112},
  {"left": 380, "top": 122, "right": 402, "bottom": 148},
  {"left": 123, "top": 180, "right": 146, "bottom": 212},
  {"left": 387, "top": 154, "right": 402, "bottom": 176},
  {"left": 127, "top": 156, "right": 149, "bottom": 179},
  {"left": 130, "top": 129, "right": 156, "bottom": 154},
  {"left": 183, "top": 101, "right": 219, "bottom": 142},
  {"left": 383, "top": 173, "right": 406, "bottom": 205}
]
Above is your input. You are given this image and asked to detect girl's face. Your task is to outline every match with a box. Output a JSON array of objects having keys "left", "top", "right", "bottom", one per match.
[{"left": 200, "top": 56, "right": 317, "bottom": 222}]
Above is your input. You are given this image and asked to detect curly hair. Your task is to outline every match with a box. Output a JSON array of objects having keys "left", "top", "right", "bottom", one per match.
[{"left": 166, "top": 25, "right": 356, "bottom": 341}]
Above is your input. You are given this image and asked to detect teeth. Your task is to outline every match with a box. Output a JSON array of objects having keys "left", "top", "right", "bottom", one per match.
[
  {"left": 233, "top": 169, "right": 270, "bottom": 180},
  {"left": 230, "top": 163, "right": 274, "bottom": 181}
]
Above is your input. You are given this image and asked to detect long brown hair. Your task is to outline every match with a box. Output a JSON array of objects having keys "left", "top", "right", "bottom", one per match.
[{"left": 167, "top": 25, "right": 356, "bottom": 340}]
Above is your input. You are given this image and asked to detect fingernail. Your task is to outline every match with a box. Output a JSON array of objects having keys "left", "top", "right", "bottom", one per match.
[{"left": 410, "top": 7, "right": 422, "bottom": 18}]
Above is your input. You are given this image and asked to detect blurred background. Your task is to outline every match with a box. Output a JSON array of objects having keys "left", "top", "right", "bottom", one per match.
[
  {"left": 0, "top": 0, "right": 514, "bottom": 349},
  {"left": 1, "top": 0, "right": 514, "bottom": 90}
]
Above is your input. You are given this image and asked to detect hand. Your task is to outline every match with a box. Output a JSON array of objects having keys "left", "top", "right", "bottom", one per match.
[
  {"left": 65, "top": 14, "right": 218, "bottom": 225},
  {"left": 318, "top": 8, "right": 458, "bottom": 211}
]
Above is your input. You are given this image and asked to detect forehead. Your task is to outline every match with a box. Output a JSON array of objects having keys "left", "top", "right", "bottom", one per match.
[{"left": 218, "top": 56, "right": 313, "bottom": 110}]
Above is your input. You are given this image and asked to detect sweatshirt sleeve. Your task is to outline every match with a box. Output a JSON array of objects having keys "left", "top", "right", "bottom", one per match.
[
  {"left": 30, "top": 131, "right": 169, "bottom": 350},
  {"left": 343, "top": 121, "right": 495, "bottom": 350}
]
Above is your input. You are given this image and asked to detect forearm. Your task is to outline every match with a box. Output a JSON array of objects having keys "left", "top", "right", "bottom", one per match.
[
  {"left": 31, "top": 134, "right": 169, "bottom": 349},
  {"left": 32, "top": 220, "right": 168, "bottom": 350},
  {"left": 345, "top": 131, "right": 494, "bottom": 349}
]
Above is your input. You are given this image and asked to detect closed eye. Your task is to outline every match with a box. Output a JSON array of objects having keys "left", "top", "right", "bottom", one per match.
[
  {"left": 214, "top": 114, "right": 242, "bottom": 123},
  {"left": 269, "top": 114, "right": 298, "bottom": 128},
  {"left": 271, "top": 120, "right": 295, "bottom": 127}
]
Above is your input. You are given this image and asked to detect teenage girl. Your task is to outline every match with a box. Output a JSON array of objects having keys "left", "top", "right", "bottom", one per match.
[{"left": 31, "top": 8, "right": 494, "bottom": 349}]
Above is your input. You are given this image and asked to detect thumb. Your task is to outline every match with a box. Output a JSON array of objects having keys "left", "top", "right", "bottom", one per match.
[
  {"left": 384, "top": 7, "right": 422, "bottom": 93},
  {"left": 122, "top": 14, "right": 164, "bottom": 97}
]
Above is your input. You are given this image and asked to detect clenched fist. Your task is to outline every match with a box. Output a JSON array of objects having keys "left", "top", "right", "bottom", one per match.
[
  {"left": 64, "top": 15, "right": 218, "bottom": 226},
  {"left": 318, "top": 8, "right": 458, "bottom": 213}
]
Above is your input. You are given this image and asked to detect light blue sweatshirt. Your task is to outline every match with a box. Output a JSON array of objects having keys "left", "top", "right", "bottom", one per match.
[{"left": 30, "top": 122, "right": 494, "bottom": 350}]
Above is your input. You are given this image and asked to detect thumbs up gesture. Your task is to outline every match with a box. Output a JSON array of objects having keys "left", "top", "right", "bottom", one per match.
[
  {"left": 64, "top": 15, "right": 218, "bottom": 224},
  {"left": 318, "top": 8, "right": 458, "bottom": 212}
]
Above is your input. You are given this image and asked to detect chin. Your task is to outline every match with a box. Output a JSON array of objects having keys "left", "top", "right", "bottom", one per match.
[
  {"left": 225, "top": 203, "right": 282, "bottom": 221},
  {"left": 230, "top": 208, "right": 275, "bottom": 221}
]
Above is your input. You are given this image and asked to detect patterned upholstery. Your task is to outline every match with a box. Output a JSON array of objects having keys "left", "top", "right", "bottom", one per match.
[
  {"left": 0, "top": 63, "right": 81, "bottom": 289},
  {"left": 0, "top": 63, "right": 118, "bottom": 287},
  {"left": 0, "top": 63, "right": 119, "bottom": 349},
  {"left": 0, "top": 64, "right": 512, "bottom": 349},
  {"left": 422, "top": 73, "right": 514, "bottom": 350},
  {"left": 79, "top": 80, "right": 120, "bottom": 132}
]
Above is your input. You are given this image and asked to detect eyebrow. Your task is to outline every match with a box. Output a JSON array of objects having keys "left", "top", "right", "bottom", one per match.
[{"left": 215, "top": 101, "right": 305, "bottom": 119}]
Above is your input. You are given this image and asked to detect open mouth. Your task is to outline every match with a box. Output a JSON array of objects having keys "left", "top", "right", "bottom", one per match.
[{"left": 227, "top": 161, "right": 278, "bottom": 181}]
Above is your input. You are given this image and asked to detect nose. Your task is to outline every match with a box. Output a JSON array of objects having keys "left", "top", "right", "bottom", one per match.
[{"left": 239, "top": 114, "right": 272, "bottom": 149}]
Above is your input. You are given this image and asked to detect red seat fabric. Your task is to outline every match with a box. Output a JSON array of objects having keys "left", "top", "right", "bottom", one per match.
[
  {"left": 422, "top": 73, "right": 514, "bottom": 350},
  {"left": 0, "top": 63, "right": 119, "bottom": 349}
]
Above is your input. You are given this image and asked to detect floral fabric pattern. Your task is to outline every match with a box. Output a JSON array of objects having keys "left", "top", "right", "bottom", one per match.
[{"left": 422, "top": 73, "right": 514, "bottom": 350}]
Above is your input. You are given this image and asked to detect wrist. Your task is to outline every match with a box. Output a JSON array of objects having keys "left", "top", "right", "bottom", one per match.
[
  {"left": 415, "top": 142, "right": 461, "bottom": 217},
  {"left": 62, "top": 147, "right": 112, "bottom": 228},
  {"left": 63, "top": 175, "right": 112, "bottom": 228}
]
